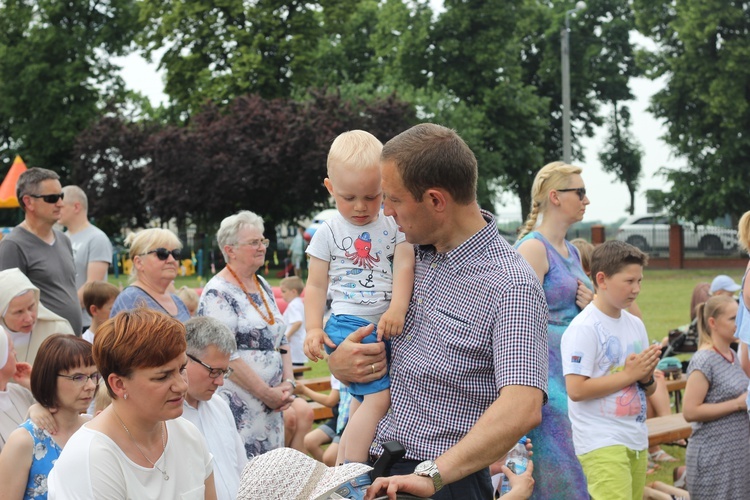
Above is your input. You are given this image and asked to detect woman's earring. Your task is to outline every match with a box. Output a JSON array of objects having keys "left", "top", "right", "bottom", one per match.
[{"left": 123, "top": 393, "right": 128, "bottom": 400}]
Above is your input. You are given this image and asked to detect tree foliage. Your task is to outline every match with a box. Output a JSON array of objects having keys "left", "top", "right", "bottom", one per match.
[
  {"left": 73, "top": 91, "right": 415, "bottom": 233},
  {"left": 0, "top": 0, "right": 139, "bottom": 178},
  {"left": 598, "top": 104, "right": 643, "bottom": 215},
  {"left": 634, "top": 0, "right": 750, "bottom": 223}
]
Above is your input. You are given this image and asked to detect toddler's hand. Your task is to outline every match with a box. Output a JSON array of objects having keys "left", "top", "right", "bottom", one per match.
[
  {"left": 377, "top": 307, "right": 406, "bottom": 340},
  {"left": 304, "top": 328, "right": 335, "bottom": 361}
]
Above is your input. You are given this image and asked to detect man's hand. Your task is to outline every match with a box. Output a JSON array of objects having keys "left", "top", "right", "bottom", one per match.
[
  {"left": 500, "top": 460, "right": 535, "bottom": 499},
  {"left": 328, "top": 324, "right": 386, "bottom": 384},
  {"left": 364, "top": 473, "right": 435, "bottom": 500}
]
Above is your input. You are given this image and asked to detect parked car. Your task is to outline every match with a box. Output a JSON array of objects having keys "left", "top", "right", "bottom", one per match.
[
  {"left": 303, "top": 208, "right": 338, "bottom": 241},
  {"left": 615, "top": 214, "right": 738, "bottom": 254}
]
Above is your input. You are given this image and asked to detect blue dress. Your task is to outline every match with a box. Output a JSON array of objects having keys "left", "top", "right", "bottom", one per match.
[
  {"left": 516, "top": 232, "right": 592, "bottom": 499},
  {"left": 20, "top": 420, "right": 62, "bottom": 500},
  {"left": 110, "top": 285, "right": 191, "bottom": 322}
]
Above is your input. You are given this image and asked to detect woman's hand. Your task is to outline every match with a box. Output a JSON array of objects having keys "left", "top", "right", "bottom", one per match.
[
  {"left": 12, "top": 362, "right": 32, "bottom": 390},
  {"left": 575, "top": 280, "right": 594, "bottom": 310},
  {"left": 734, "top": 392, "right": 748, "bottom": 412},
  {"left": 261, "top": 384, "right": 295, "bottom": 412}
]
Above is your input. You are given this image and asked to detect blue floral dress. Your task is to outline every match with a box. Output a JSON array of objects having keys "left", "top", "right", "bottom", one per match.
[
  {"left": 198, "top": 274, "right": 287, "bottom": 459},
  {"left": 516, "top": 232, "right": 592, "bottom": 499},
  {"left": 20, "top": 420, "right": 62, "bottom": 500}
]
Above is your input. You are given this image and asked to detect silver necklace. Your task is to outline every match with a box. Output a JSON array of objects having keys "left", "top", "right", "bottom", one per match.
[{"left": 112, "top": 408, "right": 169, "bottom": 480}]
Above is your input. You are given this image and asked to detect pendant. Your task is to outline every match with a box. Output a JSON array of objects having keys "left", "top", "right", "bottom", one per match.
[{"left": 164, "top": 473, "right": 169, "bottom": 481}]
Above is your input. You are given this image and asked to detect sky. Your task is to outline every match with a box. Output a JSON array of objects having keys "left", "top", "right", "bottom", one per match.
[{"left": 114, "top": 31, "right": 678, "bottom": 225}]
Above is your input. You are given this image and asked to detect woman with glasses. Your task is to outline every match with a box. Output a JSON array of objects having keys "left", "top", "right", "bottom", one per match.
[
  {"left": 0, "top": 268, "right": 74, "bottom": 364},
  {"left": 110, "top": 228, "right": 191, "bottom": 322},
  {"left": 198, "top": 211, "right": 295, "bottom": 458},
  {"left": 0, "top": 334, "right": 97, "bottom": 499},
  {"left": 514, "top": 161, "right": 593, "bottom": 499},
  {"left": 48, "top": 309, "right": 216, "bottom": 499}
]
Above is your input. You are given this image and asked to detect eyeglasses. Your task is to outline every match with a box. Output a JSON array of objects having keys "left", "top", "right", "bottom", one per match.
[
  {"left": 187, "top": 353, "right": 233, "bottom": 379},
  {"left": 233, "top": 239, "right": 270, "bottom": 249},
  {"left": 556, "top": 187, "right": 587, "bottom": 201},
  {"left": 58, "top": 372, "right": 102, "bottom": 385},
  {"left": 141, "top": 248, "right": 181, "bottom": 261},
  {"left": 27, "top": 193, "right": 64, "bottom": 204}
]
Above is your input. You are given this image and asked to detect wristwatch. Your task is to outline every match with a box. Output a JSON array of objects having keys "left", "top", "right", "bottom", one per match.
[
  {"left": 413, "top": 460, "right": 443, "bottom": 493},
  {"left": 284, "top": 378, "right": 297, "bottom": 390}
]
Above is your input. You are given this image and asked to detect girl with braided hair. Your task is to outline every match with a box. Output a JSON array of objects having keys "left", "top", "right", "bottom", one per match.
[{"left": 515, "top": 161, "right": 593, "bottom": 499}]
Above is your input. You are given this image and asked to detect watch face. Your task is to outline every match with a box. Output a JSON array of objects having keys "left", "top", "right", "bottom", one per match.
[{"left": 415, "top": 461, "right": 434, "bottom": 475}]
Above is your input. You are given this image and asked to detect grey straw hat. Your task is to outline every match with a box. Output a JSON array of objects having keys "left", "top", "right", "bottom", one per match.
[{"left": 237, "top": 447, "right": 372, "bottom": 500}]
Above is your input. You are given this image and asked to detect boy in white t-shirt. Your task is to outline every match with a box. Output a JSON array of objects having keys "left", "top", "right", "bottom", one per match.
[
  {"left": 561, "top": 240, "right": 661, "bottom": 500},
  {"left": 280, "top": 276, "right": 307, "bottom": 372},
  {"left": 304, "top": 130, "right": 415, "bottom": 470},
  {"left": 81, "top": 281, "right": 120, "bottom": 344}
]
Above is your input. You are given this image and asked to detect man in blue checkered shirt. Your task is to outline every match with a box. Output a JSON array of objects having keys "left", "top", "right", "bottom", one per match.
[{"left": 329, "top": 123, "right": 549, "bottom": 500}]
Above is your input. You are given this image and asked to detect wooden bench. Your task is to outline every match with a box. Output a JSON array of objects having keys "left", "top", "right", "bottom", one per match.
[
  {"left": 309, "top": 401, "right": 334, "bottom": 421},
  {"left": 298, "top": 376, "right": 332, "bottom": 392},
  {"left": 293, "top": 365, "right": 312, "bottom": 376},
  {"left": 647, "top": 413, "right": 692, "bottom": 447},
  {"left": 665, "top": 373, "right": 687, "bottom": 412}
]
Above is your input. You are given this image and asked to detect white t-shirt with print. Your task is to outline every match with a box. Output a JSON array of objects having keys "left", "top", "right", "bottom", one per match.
[
  {"left": 306, "top": 211, "right": 405, "bottom": 317},
  {"left": 561, "top": 303, "right": 650, "bottom": 456}
]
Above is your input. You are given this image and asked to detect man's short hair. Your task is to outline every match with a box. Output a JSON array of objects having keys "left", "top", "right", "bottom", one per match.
[
  {"left": 16, "top": 167, "right": 60, "bottom": 210},
  {"left": 381, "top": 123, "right": 477, "bottom": 204},
  {"left": 82, "top": 281, "right": 120, "bottom": 311},
  {"left": 62, "top": 185, "right": 89, "bottom": 212},
  {"left": 589, "top": 240, "right": 648, "bottom": 287},
  {"left": 184, "top": 316, "right": 237, "bottom": 356}
]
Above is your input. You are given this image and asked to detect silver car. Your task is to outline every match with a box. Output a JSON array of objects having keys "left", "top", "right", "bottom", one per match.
[{"left": 615, "top": 214, "right": 738, "bottom": 254}]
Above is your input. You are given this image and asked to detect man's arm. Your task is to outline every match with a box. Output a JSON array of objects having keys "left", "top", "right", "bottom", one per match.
[{"left": 365, "top": 385, "right": 543, "bottom": 499}]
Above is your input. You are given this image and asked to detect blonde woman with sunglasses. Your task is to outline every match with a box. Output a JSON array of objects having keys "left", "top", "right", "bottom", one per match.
[
  {"left": 514, "top": 161, "right": 594, "bottom": 499},
  {"left": 109, "top": 228, "right": 191, "bottom": 322}
]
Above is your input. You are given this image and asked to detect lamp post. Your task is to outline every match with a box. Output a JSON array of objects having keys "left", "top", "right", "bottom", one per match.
[{"left": 561, "top": 1, "right": 586, "bottom": 164}]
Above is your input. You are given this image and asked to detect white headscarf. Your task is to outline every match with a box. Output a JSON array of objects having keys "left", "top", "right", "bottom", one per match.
[{"left": 0, "top": 327, "right": 8, "bottom": 370}]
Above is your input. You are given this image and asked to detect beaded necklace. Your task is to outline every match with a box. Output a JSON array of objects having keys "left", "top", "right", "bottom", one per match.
[{"left": 225, "top": 265, "right": 276, "bottom": 325}]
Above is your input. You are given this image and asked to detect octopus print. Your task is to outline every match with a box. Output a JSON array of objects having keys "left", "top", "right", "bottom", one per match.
[{"left": 345, "top": 232, "right": 381, "bottom": 268}]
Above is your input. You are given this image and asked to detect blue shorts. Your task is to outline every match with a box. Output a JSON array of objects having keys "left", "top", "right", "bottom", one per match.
[{"left": 325, "top": 314, "right": 390, "bottom": 402}]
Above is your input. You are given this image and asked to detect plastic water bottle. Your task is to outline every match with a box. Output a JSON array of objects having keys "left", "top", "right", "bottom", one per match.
[{"left": 499, "top": 437, "right": 528, "bottom": 496}]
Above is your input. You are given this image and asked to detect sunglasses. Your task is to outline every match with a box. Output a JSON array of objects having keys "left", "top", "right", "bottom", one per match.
[
  {"left": 142, "top": 248, "right": 181, "bottom": 261},
  {"left": 556, "top": 187, "right": 587, "bottom": 201},
  {"left": 27, "top": 192, "right": 64, "bottom": 204},
  {"left": 187, "top": 353, "right": 233, "bottom": 379}
]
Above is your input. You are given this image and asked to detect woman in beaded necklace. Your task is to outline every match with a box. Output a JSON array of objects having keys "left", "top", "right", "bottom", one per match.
[
  {"left": 198, "top": 210, "right": 299, "bottom": 459},
  {"left": 0, "top": 334, "right": 95, "bottom": 499}
]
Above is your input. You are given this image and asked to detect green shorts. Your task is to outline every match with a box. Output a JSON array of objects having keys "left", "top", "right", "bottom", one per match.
[{"left": 578, "top": 445, "right": 647, "bottom": 500}]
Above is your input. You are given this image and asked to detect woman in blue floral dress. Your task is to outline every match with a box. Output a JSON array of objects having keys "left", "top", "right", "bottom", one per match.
[
  {"left": 199, "top": 211, "right": 296, "bottom": 458},
  {"left": 516, "top": 161, "right": 594, "bottom": 499},
  {"left": 0, "top": 335, "right": 96, "bottom": 499}
]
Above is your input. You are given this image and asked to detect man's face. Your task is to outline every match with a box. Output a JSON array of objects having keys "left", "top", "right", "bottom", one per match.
[
  {"left": 24, "top": 179, "right": 64, "bottom": 226},
  {"left": 186, "top": 345, "right": 230, "bottom": 405},
  {"left": 58, "top": 196, "right": 77, "bottom": 227},
  {"left": 381, "top": 160, "right": 434, "bottom": 245}
]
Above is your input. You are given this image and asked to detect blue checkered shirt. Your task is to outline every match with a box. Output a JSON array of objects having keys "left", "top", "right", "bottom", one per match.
[{"left": 372, "top": 211, "right": 549, "bottom": 460}]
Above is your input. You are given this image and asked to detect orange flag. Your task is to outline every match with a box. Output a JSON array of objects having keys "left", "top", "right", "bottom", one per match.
[{"left": 0, "top": 156, "right": 28, "bottom": 208}]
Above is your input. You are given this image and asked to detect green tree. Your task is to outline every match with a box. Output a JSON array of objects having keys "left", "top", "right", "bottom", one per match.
[
  {"left": 0, "top": 0, "right": 139, "bottom": 177},
  {"left": 634, "top": 0, "right": 750, "bottom": 223},
  {"left": 598, "top": 104, "right": 643, "bottom": 214}
]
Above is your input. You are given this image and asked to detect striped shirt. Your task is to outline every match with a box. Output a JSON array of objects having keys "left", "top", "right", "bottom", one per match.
[{"left": 372, "top": 211, "right": 549, "bottom": 460}]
